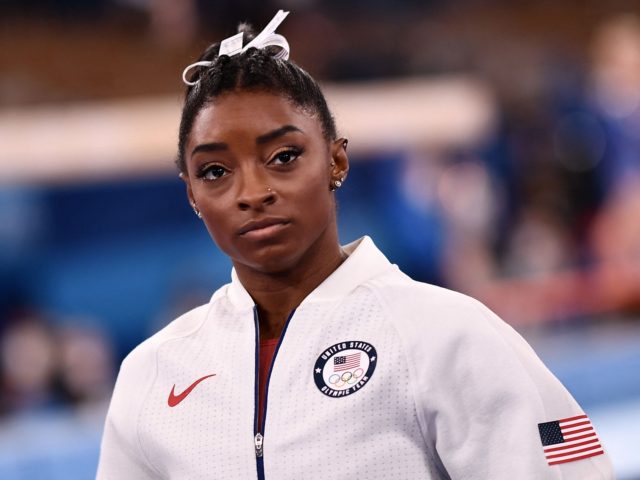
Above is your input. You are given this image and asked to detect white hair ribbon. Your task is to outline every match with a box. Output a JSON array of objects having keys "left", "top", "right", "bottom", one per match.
[{"left": 182, "top": 10, "right": 290, "bottom": 86}]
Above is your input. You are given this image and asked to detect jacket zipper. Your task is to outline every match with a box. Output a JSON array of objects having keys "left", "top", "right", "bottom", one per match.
[{"left": 253, "top": 307, "right": 296, "bottom": 480}]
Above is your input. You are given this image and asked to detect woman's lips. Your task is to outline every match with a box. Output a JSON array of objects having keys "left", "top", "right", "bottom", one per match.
[
  {"left": 241, "top": 222, "right": 290, "bottom": 240},
  {"left": 238, "top": 218, "right": 291, "bottom": 240}
]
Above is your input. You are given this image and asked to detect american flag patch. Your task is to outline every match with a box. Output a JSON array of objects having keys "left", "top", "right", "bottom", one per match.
[
  {"left": 538, "top": 414, "right": 604, "bottom": 466},
  {"left": 334, "top": 353, "right": 360, "bottom": 372}
]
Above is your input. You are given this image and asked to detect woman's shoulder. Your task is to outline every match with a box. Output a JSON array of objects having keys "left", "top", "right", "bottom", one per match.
[
  {"left": 368, "top": 267, "right": 483, "bottom": 317},
  {"left": 367, "top": 269, "right": 550, "bottom": 383},
  {"left": 366, "top": 267, "right": 517, "bottom": 345},
  {"left": 119, "top": 280, "right": 244, "bottom": 378},
  {"left": 121, "top": 302, "right": 212, "bottom": 369}
]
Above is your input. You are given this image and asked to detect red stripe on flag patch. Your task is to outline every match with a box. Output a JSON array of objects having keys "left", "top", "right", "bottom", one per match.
[
  {"left": 560, "top": 432, "right": 597, "bottom": 443},
  {"left": 562, "top": 420, "right": 590, "bottom": 429},
  {"left": 563, "top": 426, "right": 595, "bottom": 436},
  {"left": 548, "top": 449, "right": 605, "bottom": 466},
  {"left": 559, "top": 414, "right": 588, "bottom": 423}
]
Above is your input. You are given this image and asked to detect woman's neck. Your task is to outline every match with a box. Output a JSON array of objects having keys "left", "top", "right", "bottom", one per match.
[{"left": 234, "top": 237, "right": 347, "bottom": 340}]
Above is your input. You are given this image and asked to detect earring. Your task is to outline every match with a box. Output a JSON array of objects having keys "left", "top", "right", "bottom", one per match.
[
  {"left": 342, "top": 139, "right": 348, "bottom": 150},
  {"left": 191, "top": 203, "right": 202, "bottom": 218},
  {"left": 331, "top": 178, "right": 343, "bottom": 191}
]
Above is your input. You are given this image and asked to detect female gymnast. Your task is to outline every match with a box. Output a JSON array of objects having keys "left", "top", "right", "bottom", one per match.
[{"left": 98, "top": 11, "right": 614, "bottom": 479}]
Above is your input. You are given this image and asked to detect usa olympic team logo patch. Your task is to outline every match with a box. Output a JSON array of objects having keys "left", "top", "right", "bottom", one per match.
[{"left": 313, "top": 341, "right": 377, "bottom": 398}]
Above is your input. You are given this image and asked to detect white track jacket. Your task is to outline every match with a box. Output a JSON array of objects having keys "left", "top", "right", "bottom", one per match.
[{"left": 97, "top": 236, "right": 614, "bottom": 479}]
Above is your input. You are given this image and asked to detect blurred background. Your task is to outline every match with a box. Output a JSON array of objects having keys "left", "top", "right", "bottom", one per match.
[{"left": 1, "top": 0, "right": 640, "bottom": 478}]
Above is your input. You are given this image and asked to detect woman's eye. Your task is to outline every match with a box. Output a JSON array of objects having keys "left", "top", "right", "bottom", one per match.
[
  {"left": 199, "top": 165, "right": 228, "bottom": 181},
  {"left": 271, "top": 148, "right": 302, "bottom": 166}
]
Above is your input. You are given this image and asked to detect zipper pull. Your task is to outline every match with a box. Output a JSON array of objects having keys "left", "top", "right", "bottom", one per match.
[{"left": 255, "top": 432, "right": 264, "bottom": 458}]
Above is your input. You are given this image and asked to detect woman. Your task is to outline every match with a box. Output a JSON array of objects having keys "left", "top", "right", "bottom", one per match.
[{"left": 98, "top": 11, "right": 614, "bottom": 479}]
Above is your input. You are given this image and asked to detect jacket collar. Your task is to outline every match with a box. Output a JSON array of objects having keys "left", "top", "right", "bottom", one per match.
[{"left": 223, "top": 236, "right": 392, "bottom": 310}]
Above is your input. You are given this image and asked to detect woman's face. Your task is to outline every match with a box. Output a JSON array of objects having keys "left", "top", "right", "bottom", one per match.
[{"left": 183, "top": 90, "right": 348, "bottom": 274}]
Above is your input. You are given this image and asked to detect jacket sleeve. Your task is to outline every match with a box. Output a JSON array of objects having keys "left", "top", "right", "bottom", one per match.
[
  {"left": 391, "top": 286, "right": 615, "bottom": 479},
  {"left": 96, "top": 349, "right": 158, "bottom": 480}
]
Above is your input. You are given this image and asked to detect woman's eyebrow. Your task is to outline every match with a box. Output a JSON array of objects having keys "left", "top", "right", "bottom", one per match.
[
  {"left": 256, "top": 125, "right": 303, "bottom": 145},
  {"left": 191, "top": 142, "right": 227, "bottom": 157}
]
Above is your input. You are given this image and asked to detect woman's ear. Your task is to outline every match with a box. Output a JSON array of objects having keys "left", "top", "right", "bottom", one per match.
[
  {"left": 180, "top": 172, "right": 204, "bottom": 219},
  {"left": 179, "top": 172, "right": 196, "bottom": 210},
  {"left": 330, "top": 138, "right": 350, "bottom": 183}
]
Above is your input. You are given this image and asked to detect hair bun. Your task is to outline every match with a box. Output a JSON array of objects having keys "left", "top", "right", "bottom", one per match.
[{"left": 237, "top": 22, "right": 257, "bottom": 42}]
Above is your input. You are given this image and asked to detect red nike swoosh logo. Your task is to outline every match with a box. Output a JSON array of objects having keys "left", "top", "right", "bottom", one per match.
[{"left": 168, "top": 374, "right": 216, "bottom": 407}]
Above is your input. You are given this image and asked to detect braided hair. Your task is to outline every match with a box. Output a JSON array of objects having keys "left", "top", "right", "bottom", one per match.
[{"left": 177, "top": 24, "right": 337, "bottom": 173}]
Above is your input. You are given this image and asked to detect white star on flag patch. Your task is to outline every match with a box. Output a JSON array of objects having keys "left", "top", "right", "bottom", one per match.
[{"left": 538, "top": 414, "right": 604, "bottom": 466}]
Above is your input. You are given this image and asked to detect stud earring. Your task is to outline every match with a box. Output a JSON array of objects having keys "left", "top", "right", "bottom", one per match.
[
  {"left": 191, "top": 203, "right": 202, "bottom": 219},
  {"left": 342, "top": 139, "right": 348, "bottom": 150},
  {"left": 330, "top": 178, "right": 343, "bottom": 191}
]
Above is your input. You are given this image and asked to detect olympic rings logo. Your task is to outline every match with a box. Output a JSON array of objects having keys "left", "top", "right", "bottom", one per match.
[{"left": 327, "top": 368, "right": 365, "bottom": 388}]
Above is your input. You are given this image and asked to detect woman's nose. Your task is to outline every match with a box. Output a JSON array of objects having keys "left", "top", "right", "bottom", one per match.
[{"left": 236, "top": 168, "right": 276, "bottom": 211}]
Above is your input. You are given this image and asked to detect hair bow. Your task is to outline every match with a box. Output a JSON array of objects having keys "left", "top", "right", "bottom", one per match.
[{"left": 182, "top": 10, "right": 290, "bottom": 86}]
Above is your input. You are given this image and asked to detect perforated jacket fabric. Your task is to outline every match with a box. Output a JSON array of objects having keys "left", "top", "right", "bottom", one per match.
[{"left": 97, "top": 236, "right": 614, "bottom": 479}]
